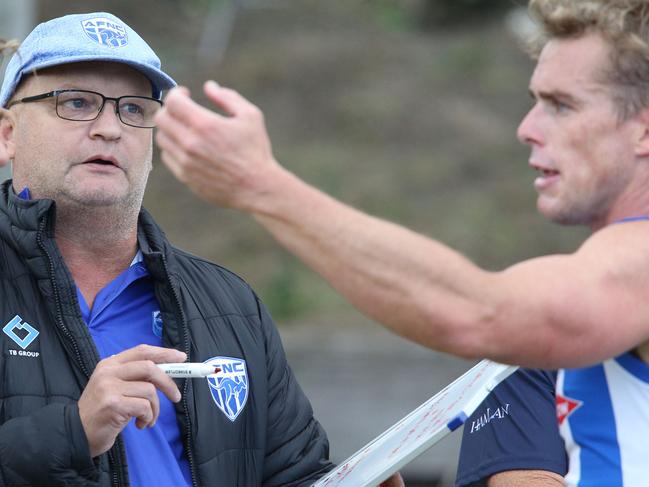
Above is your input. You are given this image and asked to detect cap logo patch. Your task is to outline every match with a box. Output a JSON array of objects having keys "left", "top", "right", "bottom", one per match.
[{"left": 81, "top": 17, "right": 128, "bottom": 47}]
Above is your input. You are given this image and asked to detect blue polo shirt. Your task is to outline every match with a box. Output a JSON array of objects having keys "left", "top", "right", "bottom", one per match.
[{"left": 76, "top": 251, "right": 192, "bottom": 487}]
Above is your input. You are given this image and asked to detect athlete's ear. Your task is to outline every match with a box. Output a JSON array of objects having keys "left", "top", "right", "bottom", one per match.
[
  {"left": 633, "top": 107, "right": 649, "bottom": 158},
  {"left": 0, "top": 108, "right": 16, "bottom": 166}
]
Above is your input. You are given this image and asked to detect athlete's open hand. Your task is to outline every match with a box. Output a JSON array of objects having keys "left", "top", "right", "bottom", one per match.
[
  {"left": 78, "top": 344, "right": 186, "bottom": 457},
  {"left": 155, "top": 82, "right": 285, "bottom": 212}
]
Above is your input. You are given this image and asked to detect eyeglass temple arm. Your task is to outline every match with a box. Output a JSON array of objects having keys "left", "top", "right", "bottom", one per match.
[{"left": 6, "top": 91, "right": 57, "bottom": 108}]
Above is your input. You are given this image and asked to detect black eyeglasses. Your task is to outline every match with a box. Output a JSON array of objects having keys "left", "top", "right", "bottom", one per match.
[{"left": 6, "top": 89, "right": 163, "bottom": 128}]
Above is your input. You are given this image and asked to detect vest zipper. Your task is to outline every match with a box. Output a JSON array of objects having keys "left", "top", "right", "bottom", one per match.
[
  {"left": 37, "top": 218, "right": 125, "bottom": 487},
  {"left": 109, "top": 450, "right": 122, "bottom": 487},
  {"left": 36, "top": 219, "right": 90, "bottom": 377},
  {"left": 161, "top": 255, "right": 199, "bottom": 487}
]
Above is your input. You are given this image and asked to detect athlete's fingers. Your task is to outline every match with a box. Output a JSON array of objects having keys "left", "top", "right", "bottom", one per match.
[
  {"left": 160, "top": 86, "right": 226, "bottom": 126},
  {"left": 154, "top": 104, "right": 199, "bottom": 146},
  {"left": 158, "top": 150, "right": 211, "bottom": 191},
  {"left": 155, "top": 114, "right": 216, "bottom": 165},
  {"left": 203, "top": 81, "right": 261, "bottom": 120},
  {"left": 158, "top": 149, "right": 186, "bottom": 182},
  {"left": 174, "top": 85, "right": 190, "bottom": 97},
  {"left": 155, "top": 127, "right": 192, "bottom": 162}
]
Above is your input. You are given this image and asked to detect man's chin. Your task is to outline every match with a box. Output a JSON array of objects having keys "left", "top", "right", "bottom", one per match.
[
  {"left": 64, "top": 188, "right": 129, "bottom": 208},
  {"left": 538, "top": 197, "right": 568, "bottom": 224},
  {"left": 538, "top": 200, "right": 591, "bottom": 227}
]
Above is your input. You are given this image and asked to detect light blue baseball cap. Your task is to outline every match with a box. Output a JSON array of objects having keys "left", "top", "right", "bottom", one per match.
[{"left": 0, "top": 12, "right": 176, "bottom": 107}]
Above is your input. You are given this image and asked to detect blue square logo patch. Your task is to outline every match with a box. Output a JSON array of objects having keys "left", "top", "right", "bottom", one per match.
[{"left": 3, "top": 315, "right": 39, "bottom": 349}]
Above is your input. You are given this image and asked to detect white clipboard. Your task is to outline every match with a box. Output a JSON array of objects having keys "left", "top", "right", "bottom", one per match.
[{"left": 312, "top": 359, "right": 519, "bottom": 487}]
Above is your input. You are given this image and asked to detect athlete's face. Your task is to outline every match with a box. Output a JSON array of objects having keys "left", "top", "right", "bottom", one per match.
[
  {"left": 4, "top": 62, "right": 153, "bottom": 212},
  {"left": 517, "top": 33, "right": 645, "bottom": 229}
]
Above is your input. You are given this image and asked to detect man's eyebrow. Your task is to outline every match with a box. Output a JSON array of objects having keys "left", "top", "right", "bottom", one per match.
[
  {"left": 54, "top": 83, "right": 82, "bottom": 90},
  {"left": 529, "top": 88, "right": 581, "bottom": 105}
]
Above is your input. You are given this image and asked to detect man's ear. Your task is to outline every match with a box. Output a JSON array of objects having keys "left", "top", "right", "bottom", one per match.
[
  {"left": 0, "top": 108, "right": 16, "bottom": 166},
  {"left": 634, "top": 107, "right": 649, "bottom": 158},
  {"left": 0, "top": 108, "right": 16, "bottom": 167}
]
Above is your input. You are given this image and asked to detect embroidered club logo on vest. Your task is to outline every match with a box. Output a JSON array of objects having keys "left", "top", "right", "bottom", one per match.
[
  {"left": 3, "top": 315, "right": 39, "bottom": 349},
  {"left": 205, "top": 356, "right": 249, "bottom": 421},
  {"left": 81, "top": 17, "right": 128, "bottom": 47}
]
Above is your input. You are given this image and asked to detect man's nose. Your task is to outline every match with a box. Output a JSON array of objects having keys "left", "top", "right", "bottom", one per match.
[
  {"left": 89, "top": 100, "right": 123, "bottom": 139},
  {"left": 516, "top": 103, "right": 543, "bottom": 146}
]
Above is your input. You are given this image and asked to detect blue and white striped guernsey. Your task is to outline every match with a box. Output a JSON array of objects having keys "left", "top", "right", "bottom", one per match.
[{"left": 557, "top": 352, "right": 649, "bottom": 487}]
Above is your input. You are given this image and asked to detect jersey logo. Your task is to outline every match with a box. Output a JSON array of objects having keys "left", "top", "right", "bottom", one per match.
[
  {"left": 556, "top": 393, "right": 582, "bottom": 425},
  {"left": 81, "top": 17, "right": 128, "bottom": 47},
  {"left": 3, "top": 315, "right": 39, "bottom": 349},
  {"left": 204, "top": 356, "right": 249, "bottom": 421},
  {"left": 152, "top": 311, "right": 163, "bottom": 338},
  {"left": 468, "top": 404, "right": 511, "bottom": 433}
]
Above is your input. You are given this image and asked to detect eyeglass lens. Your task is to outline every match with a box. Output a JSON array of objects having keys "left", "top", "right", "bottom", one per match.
[{"left": 55, "top": 91, "right": 161, "bottom": 127}]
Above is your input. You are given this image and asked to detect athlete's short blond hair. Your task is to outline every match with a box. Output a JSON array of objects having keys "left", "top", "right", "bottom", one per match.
[{"left": 528, "top": 0, "right": 649, "bottom": 119}]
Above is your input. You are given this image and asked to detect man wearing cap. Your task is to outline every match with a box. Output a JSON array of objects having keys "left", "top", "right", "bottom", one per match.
[{"left": 0, "top": 12, "right": 333, "bottom": 486}]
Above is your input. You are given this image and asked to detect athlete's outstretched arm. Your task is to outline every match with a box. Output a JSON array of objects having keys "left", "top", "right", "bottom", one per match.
[{"left": 155, "top": 83, "right": 649, "bottom": 368}]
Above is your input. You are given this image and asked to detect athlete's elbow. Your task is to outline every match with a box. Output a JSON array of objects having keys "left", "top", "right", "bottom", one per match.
[{"left": 420, "top": 301, "right": 501, "bottom": 360}]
